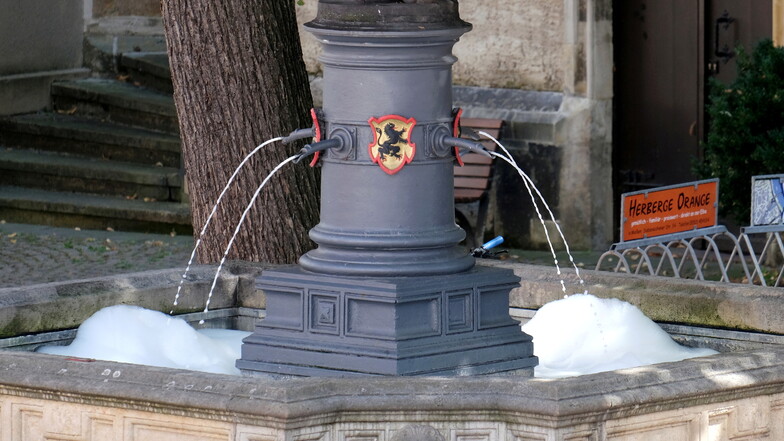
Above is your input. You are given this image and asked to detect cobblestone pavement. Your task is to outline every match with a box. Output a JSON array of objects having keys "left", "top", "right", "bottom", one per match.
[
  {"left": 0, "top": 222, "right": 195, "bottom": 288},
  {"left": 0, "top": 221, "right": 601, "bottom": 289}
]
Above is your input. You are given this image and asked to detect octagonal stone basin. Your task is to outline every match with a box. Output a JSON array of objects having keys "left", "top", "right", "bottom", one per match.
[{"left": 1, "top": 261, "right": 783, "bottom": 440}]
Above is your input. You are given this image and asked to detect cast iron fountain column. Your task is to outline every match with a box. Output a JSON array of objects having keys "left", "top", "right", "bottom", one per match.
[{"left": 237, "top": 0, "right": 538, "bottom": 377}]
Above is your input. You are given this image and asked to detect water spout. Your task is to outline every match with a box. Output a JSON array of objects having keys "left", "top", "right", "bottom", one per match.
[
  {"left": 440, "top": 135, "right": 492, "bottom": 158},
  {"left": 294, "top": 137, "right": 343, "bottom": 163},
  {"left": 282, "top": 127, "right": 316, "bottom": 145}
]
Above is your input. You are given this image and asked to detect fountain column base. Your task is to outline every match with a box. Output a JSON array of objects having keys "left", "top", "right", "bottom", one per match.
[{"left": 237, "top": 265, "right": 537, "bottom": 377}]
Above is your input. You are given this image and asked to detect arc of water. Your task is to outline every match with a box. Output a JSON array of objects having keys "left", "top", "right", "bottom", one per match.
[
  {"left": 200, "top": 154, "right": 299, "bottom": 322},
  {"left": 170, "top": 137, "right": 284, "bottom": 314},
  {"left": 478, "top": 131, "right": 585, "bottom": 292},
  {"left": 489, "top": 151, "right": 567, "bottom": 293}
]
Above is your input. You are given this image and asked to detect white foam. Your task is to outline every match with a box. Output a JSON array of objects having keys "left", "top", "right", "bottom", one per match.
[
  {"left": 37, "top": 296, "right": 717, "bottom": 378},
  {"left": 37, "top": 305, "right": 250, "bottom": 375},
  {"left": 522, "top": 293, "right": 717, "bottom": 378}
]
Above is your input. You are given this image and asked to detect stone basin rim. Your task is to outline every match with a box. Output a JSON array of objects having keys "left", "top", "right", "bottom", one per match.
[{"left": 1, "top": 347, "right": 783, "bottom": 427}]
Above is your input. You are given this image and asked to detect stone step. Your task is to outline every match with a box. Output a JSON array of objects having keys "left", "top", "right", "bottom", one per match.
[
  {"left": 51, "top": 78, "right": 178, "bottom": 133},
  {"left": 0, "top": 113, "right": 181, "bottom": 167},
  {"left": 84, "top": 25, "right": 166, "bottom": 74},
  {"left": 0, "top": 186, "right": 191, "bottom": 235},
  {"left": 0, "top": 148, "right": 184, "bottom": 202},
  {"left": 120, "top": 52, "right": 173, "bottom": 94}
]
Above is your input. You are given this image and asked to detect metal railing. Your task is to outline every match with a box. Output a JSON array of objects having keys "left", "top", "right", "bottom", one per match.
[{"left": 596, "top": 226, "right": 784, "bottom": 287}]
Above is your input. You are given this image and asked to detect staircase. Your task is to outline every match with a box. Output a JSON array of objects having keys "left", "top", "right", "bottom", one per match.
[{"left": 0, "top": 44, "right": 192, "bottom": 234}]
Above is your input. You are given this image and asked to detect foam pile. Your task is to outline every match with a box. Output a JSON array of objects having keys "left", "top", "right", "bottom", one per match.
[
  {"left": 37, "top": 305, "right": 250, "bottom": 375},
  {"left": 522, "top": 293, "right": 717, "bottom": 378},
  {"left": 37, "top": 295, "right": 717, "bottom": 378}
]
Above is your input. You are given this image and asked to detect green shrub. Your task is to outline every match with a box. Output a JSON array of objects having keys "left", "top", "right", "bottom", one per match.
[{"left": 695, "top": 39, "right": 784, "bottom": 223}]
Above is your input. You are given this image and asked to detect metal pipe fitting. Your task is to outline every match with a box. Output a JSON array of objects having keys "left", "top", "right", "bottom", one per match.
[
  {"left": 294, "top": 137, "right": 343, "bottom": 163},
  {"left": 440, "top": 136, "right": 492, "bottom": 158},
  {"left": 282, "top": 127, "right": 317, "bottom": 145}
]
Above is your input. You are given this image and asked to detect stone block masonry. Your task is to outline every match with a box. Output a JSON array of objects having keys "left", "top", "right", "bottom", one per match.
[
  {"left": 0, "top": 0, "right": 88, "bottom": 115},
  {"left": 1, "top": 347, "right": 783, "bottom": 441}
]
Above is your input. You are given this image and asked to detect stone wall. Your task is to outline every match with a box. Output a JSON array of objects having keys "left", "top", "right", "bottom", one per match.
[
  {"left": 89, "top": 0, "right": 160, "bottom": 18},
  {"left": 0, "top": 1, "right": 83, "bottom": 76},
  {"left": 0, "top": 0, "right": 89, "bottom": 115},
  {"left": 1, "top": 348, "right": 783, "bottom": 441},
  {"left": 296, "top": 0, "right": 566, "bottom": 91}
]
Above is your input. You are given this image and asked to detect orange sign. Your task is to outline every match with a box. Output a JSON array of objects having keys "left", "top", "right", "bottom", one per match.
[{"left": 621, "top": 180, "right": 718, "bottom": 242}]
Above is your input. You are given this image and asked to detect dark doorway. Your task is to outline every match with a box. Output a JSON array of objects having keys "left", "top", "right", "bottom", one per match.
[
  {"left": 614, "top": 0, "right": 703, "bottom": 194},
  {"left": 613, "top": 0, "right": 773, "bottom": 236}
]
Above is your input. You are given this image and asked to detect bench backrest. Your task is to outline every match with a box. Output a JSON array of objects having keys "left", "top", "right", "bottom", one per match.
[{"left": 454, "top": 118, "right": 503, "bottom": 203}]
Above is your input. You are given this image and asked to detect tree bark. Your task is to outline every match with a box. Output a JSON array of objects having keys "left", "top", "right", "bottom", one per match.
[{"left": 161, "top": 0, "right": 319, "bottom": 264}]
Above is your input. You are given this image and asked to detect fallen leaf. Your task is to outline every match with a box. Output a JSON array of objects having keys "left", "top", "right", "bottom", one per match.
[
  {"left": 106, "top": 227, "right": 114, "bottom": 232},
  {"left": 7, "top": 232, "right": 17, "bottom": 238},
  {"left": 56, "top": 106, "right": 78, "bottom": 115},
  {"left": 74, "top": 227, "right": 81, "bottom": 231},
  {"left": 10, "top": 239, "right": 16, "bottom": 244}
]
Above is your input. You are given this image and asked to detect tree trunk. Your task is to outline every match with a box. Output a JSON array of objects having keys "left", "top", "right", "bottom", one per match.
[{"left": 161, "top": 0, "right": 319, "bottom": 264}]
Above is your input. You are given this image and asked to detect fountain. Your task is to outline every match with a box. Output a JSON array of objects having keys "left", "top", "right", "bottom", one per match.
[
  {"left": 235, "top": 0, "right": 536, "bottom": 377},
  {"left": 1, "top": 1, "right": 784, "bottom": 440}
]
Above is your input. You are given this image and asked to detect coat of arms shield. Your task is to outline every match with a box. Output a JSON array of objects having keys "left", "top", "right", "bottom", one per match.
[{"left": 368, "top": 115, "right": 417, "bottom": 175}]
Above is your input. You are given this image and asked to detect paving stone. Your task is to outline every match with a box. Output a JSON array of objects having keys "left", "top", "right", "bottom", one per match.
[{"left": 0, "top": 222, "right": 194, "bottom": 288}]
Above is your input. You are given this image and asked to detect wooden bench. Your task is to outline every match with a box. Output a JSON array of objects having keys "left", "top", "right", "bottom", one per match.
[{"left": 454, "top": 118, "right": 503, "bottom": 248}]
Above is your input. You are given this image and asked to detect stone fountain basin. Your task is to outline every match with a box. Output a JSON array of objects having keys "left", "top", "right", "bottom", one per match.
[{"left": 1, "top": 261, "right": 783, "bottom": 440}]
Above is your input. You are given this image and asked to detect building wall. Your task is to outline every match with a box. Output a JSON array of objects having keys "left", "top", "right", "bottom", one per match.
[
  {"left": 89, "top": 0, "right": 160, "bottom": 18},
  {"left": 296, "top": 1, "right": 566, "bottom": 92},
  {"left": 455, "top": 0, "right": 565, "bottom": 91},
  {"left": 0, "top": 0, "right": 83, "bottom": 76},
  {"left": 0, "top": 0, "right": 88, "bottom": 115},
  {"left": 776, "top": 0, "right": 784, "bottom": 46}
]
